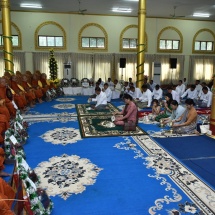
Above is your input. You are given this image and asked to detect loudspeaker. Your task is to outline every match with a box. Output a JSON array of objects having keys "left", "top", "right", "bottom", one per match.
[
  {"left": 170, "top": 58, "right": 177, "bottom": 69},
  {"left": 120, "top": 58, "right": 126, "bottom": 68}
]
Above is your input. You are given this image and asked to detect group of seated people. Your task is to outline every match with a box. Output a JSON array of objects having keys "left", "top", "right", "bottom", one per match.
[{"left": 89, "top": 76, "right": 213, "bottom": 134}]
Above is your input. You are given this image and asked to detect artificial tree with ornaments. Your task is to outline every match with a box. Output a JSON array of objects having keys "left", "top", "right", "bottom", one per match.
[{"left": 49, "top": 49, "right": 58, "bottom": 81}]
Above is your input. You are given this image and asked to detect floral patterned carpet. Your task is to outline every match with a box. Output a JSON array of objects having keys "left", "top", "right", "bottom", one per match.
[{"left": 22, "top": 96, "right": 215, "bottom": 215}]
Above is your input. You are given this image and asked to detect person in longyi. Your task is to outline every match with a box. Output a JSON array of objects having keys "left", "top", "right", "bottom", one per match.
[
  {"left": 172, "top": 99, "right": 198, "bottom": 134},
  {"left": 0, "top": 78, "right": 16, "bottom": 118},
  {"left": 113, "top": 94, "right": 138, "bottom": 127}
]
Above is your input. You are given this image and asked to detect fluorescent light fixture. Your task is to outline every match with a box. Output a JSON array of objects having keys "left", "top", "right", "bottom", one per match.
[
  {"left": 112, "top": 8, "right": 132, "bottom": 13},
  {"left": 193, "top": 13, "right": 210, "bottom": 17},
  {"left": 20, "top": 3, "right": 42, "bottom": 8}
]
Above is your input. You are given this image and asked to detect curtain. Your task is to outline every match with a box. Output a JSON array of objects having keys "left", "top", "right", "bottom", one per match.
[
  {"left": 0, "top": 52, "right": 25, "bottom": 76},
  {"left": 189, "top": 55, "right": 215, "bottom": 84},
  {"left": 154, "top": 54, "right": 185, "bottom": 84}
]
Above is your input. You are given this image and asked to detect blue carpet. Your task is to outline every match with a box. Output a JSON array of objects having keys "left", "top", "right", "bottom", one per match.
[{"left": 153, "top": 135, "right": 215, "bottom": 189}]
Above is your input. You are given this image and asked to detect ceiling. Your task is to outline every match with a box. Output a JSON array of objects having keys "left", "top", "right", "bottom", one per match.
[{"left": 9, "top": 0, "right": 215, "bottom": 21}]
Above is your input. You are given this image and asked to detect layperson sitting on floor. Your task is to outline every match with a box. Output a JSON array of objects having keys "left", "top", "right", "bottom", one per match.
[
  {"left": 128, "top": 77, "right": 136, "bottom": 87},
  {"left": 127, "top": 86, "right": 142, "bottom": 100},
  {"left": 167, "top": 86, "right": 180, "bottom": 103},
  {"left": 162, "top": 100, "right": 185, "bottom": 125},
  {"left": 152, "top": 84, "right": 163, "bottom": 101},
  {"left": 97, "top": 78, "right": 104, "bottom": 88},
  {"left": 149, "top": 80, "right": 156, "bottom": 92},
  {"left": 90, "top": 87, "right": 107, "bottom": 110},
  {"left": 113, "top": 94, "right": 138, "bottom": 127},
  {"left": 102, "top": 83, "right": 112, "bottom": 102},
  {"left": 106, "top": 77, "right": 114, "bottom": 89},
  {"left": 181, "top": 84, "right": 198, "bottom": 101},
  {"left": 195, "top": 86, "right": 212, "bottom": 108},
  {"left": 135, "top": 84, "right": 152, "bottom": 108},
  {"left": 155, "top": 93, "right": 173, "bottom": 121},
  {"left": 172, "top": 99, "right": 198, "bottom": 134},
  {"left": 176, "top": 80, "right": 186, "bottom": 97},
  {"left": 151, "top": 99, "right": 161, "bottom": 116},
  {"left": 183, "top": 77, "right": 188, "bottom": 89},
  {"left": 111, "top": 79, "right": 121, "bottom": 99},
  {"left": 195, "top": 80, "right": 202, "bottom": 94}
]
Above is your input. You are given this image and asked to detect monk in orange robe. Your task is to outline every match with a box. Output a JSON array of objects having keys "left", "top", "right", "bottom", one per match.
[
  {"left": 31, "top": 74, "right": 45, "bottom": 99},
  {"left": 0, "top": 114, "right": 9, "bottom": 144},
  {"left": 40, "top": 73, "right": 50, "bottom": 93},
  {"left": 0, "top": 177, "right": 15, "bottom": 215},
  {"left": 11, "top": 75, "right": 27, "bottom": 110},
  {"left": 0, "top": 99, "right": 10, "bottom": 122},
  {"left": 21, "top": 75, "right": 36, "bottom": 107},
  {"left": 0, "top": 78, "right": 16, "bottom": 118}
]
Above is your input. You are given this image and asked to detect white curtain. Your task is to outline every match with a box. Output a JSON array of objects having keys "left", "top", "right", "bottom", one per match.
[
  {"left": 154, "top": 54, "right": 185, "bottom": 84},
  {"left": 0, "top": 52, "right": 25, "bottom": 76},
  {"left": 189, "top": 56, "right": 215, "bottom": 84}
]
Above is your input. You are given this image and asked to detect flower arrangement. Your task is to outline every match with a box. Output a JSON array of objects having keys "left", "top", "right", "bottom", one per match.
[{"left": 49, "top": 49, "right": 58, "bottom": 81}]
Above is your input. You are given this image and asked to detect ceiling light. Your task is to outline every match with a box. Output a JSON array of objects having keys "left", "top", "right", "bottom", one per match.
[
  {"left": 193, "top": 13, "right": 210, "bottom": 17},
  {"left": 112, "top": 8, "right": 132, "bottom": 13},
  {"left": 20, "top": 3, "right": 42, "bottom": 8}
]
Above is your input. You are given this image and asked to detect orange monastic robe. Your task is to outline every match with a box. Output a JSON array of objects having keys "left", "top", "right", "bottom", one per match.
[
  {"left": 11, "top": 81, "right": 27, "bottom": 108},
  {"left": 21, "top": 81, "right": 36, "bottom": 102},
  {"left": 32, "top": 80, "right": 45, "bottom": 97},
  {"left": 0, "top": 114, "right": 9, "bottom": 143},
  {"left": 0, "top": 178, "right": 15, "bottom": 215},
  {"left": 0, "top": 86, "right": 16, "bottom": 117}
]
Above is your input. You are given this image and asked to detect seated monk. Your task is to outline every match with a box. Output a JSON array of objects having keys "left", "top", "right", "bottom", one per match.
[
  {"left": 0, "top": 78, "right": 16, "bottom": 118},
  {"left": 0, "top": 114, "right": 9, "bottom": 144},
  {"left": 10, "top": 75, "right": 27, "bottom": 111},
  {"left": 0, "top": 148, "right": 11, "bottom": 176},
  {"left": 31, "top": 74, "right": 46, "bottom": 99},
  {"left": 0, "top": 99, "right": 10, "bottom": 122},
  {"left": 0, "top": 177, "right": 15, "bottom": 215},
  {"left": 113, "top": 94, "right": 138, "bottom": 128},
  {"left": 173, "top": 99, "right": 198, "bottom": 134},
  {"left": 21, "top": 75, "right": 36, "bottom": 107},
  {"left": 40, "top": 73, "right": 50, "bottom": 93}
]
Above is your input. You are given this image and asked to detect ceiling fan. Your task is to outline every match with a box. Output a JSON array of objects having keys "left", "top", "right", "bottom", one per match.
[
  {"left": 76, "top": 0, "right": 87, "bottom": 14},
  {"left": 170, "top": 6, "right": 185, "bottom": 18}
]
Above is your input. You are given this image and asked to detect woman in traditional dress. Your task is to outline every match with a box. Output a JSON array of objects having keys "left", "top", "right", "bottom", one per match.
[
  {"left": 172, "top": 99, "right": 198, "bottom": 134},
  {"left": 151, "top": 99, "right": 161, "bottom": 116},
  {"left": 113, "top": 94, "right": 138, "bottom": 129},
  {"left": 155, "top": 93, "right": 173, "bottom": 121}
]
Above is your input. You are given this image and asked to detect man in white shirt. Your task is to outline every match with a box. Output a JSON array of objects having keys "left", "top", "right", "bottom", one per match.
[
  {"left": 136, "top": 84, "right": 152, "bottom": 108},
  {"left": 91, "top": 87, "right": 107, "bottom": 110},
  {"left": 181, "top": 85, "right": 198, "bottom": 100},
  {"left": 149, "top": 80, "right": 156, "bottom": 92},
  {"left": 176, "top": 80, "right": 186, "bottom": 96},
  {"left": 111, "top": 79, "right": 121, "bottom": 99},
  {"left": 128, "top": 77, "right": 136, "bottom": 87},
  {"left": 98, "top": 78, "right": 104, "bottom": 88},
  {"left": 128, "top": 86, "right": 142, "bottom": 100},
  {"left": 183, "top": 78, "right": 187, "bottom": 89},
  {"left": 152, "top": 85, "right": 163, "bottom": 101},
  {"left": 196, "top": 87, "right": 212, "bottom": 107},
  {"left": 103, "top": 83, "right": 112, "bottom": 102},
  {"left": 106, "top": 77, "right": 114, "bottom": 89},
  {"left": 195, "top": 80, "right": 202, "bottom": 94},
  {"left": 167, "top": 86, "right": 180, "bottom": 103},
  {"left": 198, "top": 82, "right": 210, "bottom": 98}
]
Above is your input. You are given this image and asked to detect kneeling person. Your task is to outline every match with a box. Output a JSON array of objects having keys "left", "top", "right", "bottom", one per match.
[{"left": 91, "top": 87, "right": 107, "bottom": 110}]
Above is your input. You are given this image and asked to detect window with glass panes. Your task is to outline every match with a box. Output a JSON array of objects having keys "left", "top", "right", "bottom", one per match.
[
  {"left": 123, "top": 38, "right": 137, "bottom": 49},
  {"left": 38, "top": 36, "right": 63, "bottom": 47},
  {"left": 159, "top": 39, "right": 180, "bottom": 50},
  {"left": 0, "top": 35, "right": 19, "bottom": 46},
  {"left": 194, "top": 41, "right": 213, "bottom": 51},
  {"left": 81, "top": 37, "right": 105, "bottom": 48}
]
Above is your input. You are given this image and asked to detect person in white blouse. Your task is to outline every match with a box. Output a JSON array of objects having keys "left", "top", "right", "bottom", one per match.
[
  {"left": 103, "top": 83, "right": 112, "bottom": 102},
  {"left": 196, "top": 87, "right": 212, "bottom": 107},
  {"left": 181, "top": 85, "right": 198, "bottom": 100},
  {"left": 136, "top": 84, "right": 152, "bottom": 108},
  {"left": 152, "top": 85, "right": 163, "bottom": 101},
  {"left": 90, "top": 87, "right": 107, "bottom": 110},
  {"left": 167, "top": 86, "right": 180, "bottom": 103},
  {"left": 127, "top": 86, "right": 142, "bottom": 99},
  {"left": 176, "top": 80, "right": 186, "bottom": 96}
]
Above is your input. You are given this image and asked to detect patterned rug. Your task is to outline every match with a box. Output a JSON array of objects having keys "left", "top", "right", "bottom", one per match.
[
  {"left": 76, "top": 103, "right": 119, "bottom": 116},
  {"left": 78, "top": 114, "right": 147, "bottom": 138}
]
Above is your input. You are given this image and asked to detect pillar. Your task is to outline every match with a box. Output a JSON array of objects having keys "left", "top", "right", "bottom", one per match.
[{"left": 136, "top": 0, "right": 146, "bottom": 89}]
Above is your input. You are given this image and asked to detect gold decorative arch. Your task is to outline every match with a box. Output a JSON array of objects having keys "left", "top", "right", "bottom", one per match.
[
  {"left": 0, "top": 21, "right": 22, "bottom": 50},
  {"left": 35, "top": 21, "right": 66, "bottom": 50},
  {"left": 78, "top": 23, "right": 108, "bottom": 51},
  {"left": 192, "top": 28, "right": 215, "bottom": 54},
  {"left": 120, "top": 24, "right": 148, "bottom": 52},
  {"left": 157, "top": 26, "right": 183, "bottom": 53}
]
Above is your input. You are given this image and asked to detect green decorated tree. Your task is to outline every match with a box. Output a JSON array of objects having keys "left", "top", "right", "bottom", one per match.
[{"left": 49, "top": 49, "right": 58, "bottom": 81}]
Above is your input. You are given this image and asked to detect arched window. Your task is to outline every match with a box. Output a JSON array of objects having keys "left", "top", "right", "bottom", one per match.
[
  {"left": 192, "top": 29, "right": 215, "bottom": 54},
  {"left": 157, "top": 26, "right": 183, "bottom": 53},
  {"left": 120, "top": 25, "right": 147, "bottom": 52},
  {"left": 35, "top": 21, "right": 66, "bottom": 50},
  {"left": 78, "top": 23, "right": 108, "bottom": 51},
  {"left": 0, "top": 21, "right": 22, "bottom": 50}
]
